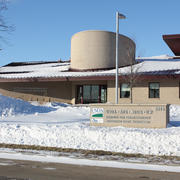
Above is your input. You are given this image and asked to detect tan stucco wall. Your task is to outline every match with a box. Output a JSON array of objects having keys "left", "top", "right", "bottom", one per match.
[
  {"left": 0, "top": 77, "right": 180, "bottom": 105},
  {"left": 0, "top": 80, "right": 107, "bottom": 104},
  {"left": 0, "top": 81, "right": 73, "bottom": 104},
  {"left": 107, "top": 78, "right": 180, "bottom": 104},
  {"left": 133, "top": 79, "right": 180, "bottom": 104},
  {"left": 71, "top": 30, "right": 135, "bottom": 70}
]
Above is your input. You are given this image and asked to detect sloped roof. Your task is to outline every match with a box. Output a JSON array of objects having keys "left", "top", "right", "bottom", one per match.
[{"left": 1, "top": 58, "right": 180, "bottom": 81}]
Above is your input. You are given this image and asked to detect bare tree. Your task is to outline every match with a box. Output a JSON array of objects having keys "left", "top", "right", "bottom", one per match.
[
  {"left": 0, "top": 0, "right": 14, "bottom": 44},
  {"left": 120, "top": 46, "right": 142, "bottom": 104}
]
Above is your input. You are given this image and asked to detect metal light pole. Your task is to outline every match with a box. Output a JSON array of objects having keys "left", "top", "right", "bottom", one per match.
[{"left": 115, "top": 12, "right": 126, "bottom": 104}]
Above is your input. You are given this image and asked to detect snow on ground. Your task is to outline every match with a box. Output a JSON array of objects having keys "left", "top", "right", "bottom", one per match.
[
  {"left": 0, "top": 94, "right": 57, "bottom": 118},
  {"left": 0, "top": 94, "right": 180, "bottom": 157}
]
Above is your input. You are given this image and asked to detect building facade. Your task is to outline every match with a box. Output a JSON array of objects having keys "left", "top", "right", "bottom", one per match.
[
  {"left": 0, "top": 31, "right": 180, "bottom": 105},
  {"left": 0, "top": 60, "right": 180, "bottom": 105}
]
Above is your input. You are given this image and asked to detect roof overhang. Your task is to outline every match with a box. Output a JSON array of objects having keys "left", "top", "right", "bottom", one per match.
[
  {"left": 0, "top": 76, "right": 114, "bottom": 82},
  {"left": 163, "top": 34, "right": 180, "bottom": 56},
  {"left": 0, "top": 74, "right": 180, "bottom": 82}
]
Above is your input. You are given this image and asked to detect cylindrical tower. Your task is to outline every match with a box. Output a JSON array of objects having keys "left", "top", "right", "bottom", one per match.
[{"left": 70, "top": 30, "right": 135, "bottom": 70}]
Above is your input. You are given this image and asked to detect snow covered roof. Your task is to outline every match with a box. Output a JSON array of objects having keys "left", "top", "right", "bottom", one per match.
[
  {"left": 136, "top": 54, "right": 174, "bottom": 60},
  {"left": 1, "top": 57, "right": 180, "bottom": 81}
]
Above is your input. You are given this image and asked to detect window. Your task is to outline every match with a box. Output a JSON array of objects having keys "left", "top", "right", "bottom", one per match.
[
  {"left": 76, "top": 85, "right": 83, "bottom": 104},
  {"left": 120, "top": 83, "right": 130, "bottom": 98},
  {"left": 83, "top": 85, "right": 99, "bottom": 104},
  {"left": 149, "top": 82, "right": 159, "bottom": 98},
  {"left": 100, "top": 85, "right": 107, "bottom": 103},
  {"left": 76, "top": 85, "right": 107, "bottom": 104}
]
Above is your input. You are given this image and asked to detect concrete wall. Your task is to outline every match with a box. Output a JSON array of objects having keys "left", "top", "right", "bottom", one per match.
[
  {"left": 107, "top": 78, "right": 180, "bottom": 104},
  {"left": 71, "top": 30, "right": 135, "bottom": 70}
]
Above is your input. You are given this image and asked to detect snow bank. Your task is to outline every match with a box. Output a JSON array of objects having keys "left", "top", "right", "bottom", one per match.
[
  {"left": 0, "top": 95, "right": 59, "bottom": 118},
  {"left": 0, "top": 94, "right": 180, "bottom": 156}
]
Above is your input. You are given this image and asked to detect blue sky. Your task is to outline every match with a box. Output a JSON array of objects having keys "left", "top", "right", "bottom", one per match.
[{"left": 0, "top": 0, "right": 180, "bottom": 66}]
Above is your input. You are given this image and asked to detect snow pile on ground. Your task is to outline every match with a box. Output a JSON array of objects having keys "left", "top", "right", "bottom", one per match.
[
  {"left": 0, "top": 95, "right": 58, "bottom": 118},
  {"left": 0, "top": 94, "right": 180, "bottom": 156}
]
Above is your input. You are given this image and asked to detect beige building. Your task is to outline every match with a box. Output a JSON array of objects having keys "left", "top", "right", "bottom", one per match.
[
  {"left": 0, "top": 59, "right": 180, "bottom": 105},
  {"left": 0, "top": 31, "right": 180, "bottom": 105}
]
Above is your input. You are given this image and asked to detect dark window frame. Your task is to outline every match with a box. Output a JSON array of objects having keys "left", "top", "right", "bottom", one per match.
[
  {"left": 120, "top": 83, "right": 130, "bottom": 98},
  {"left": 149, "top": 82, "right": 160, "bottom": 98},
  {"left": 76, "top": 85, "right": 83, "bottom": 104},
  {"left": 76, "top": 84, "right": 107, "bottom": 104}
]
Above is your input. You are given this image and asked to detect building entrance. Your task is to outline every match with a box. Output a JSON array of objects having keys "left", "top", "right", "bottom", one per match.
[{"left": 76, "top": 85, "right": 107, "bottom": 104}]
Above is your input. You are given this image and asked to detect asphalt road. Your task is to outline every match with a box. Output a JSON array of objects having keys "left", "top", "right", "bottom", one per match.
[{"left": 0, "top": 158, "right": 180, "bottom": 180}]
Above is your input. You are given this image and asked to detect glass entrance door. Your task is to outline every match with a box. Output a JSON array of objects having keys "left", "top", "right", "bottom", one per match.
[{"left": 76, "top": 85, "right": 107, "bottom": 104}]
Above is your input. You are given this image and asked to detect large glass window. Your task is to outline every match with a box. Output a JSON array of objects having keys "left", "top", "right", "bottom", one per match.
[
  {"left": 120, "top": 83, "right": 130, "bottom": 98},
  {"left": 83, "top": 85, "right": 99, "bottom": 104},
  {"left": 76, "top": 85, "right": 107, "bottom": 104},
  {"left": 149, "top": 82, "right": 160, "bottom": 98}
]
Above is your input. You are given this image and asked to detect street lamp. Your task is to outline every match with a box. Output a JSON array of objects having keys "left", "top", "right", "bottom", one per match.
[{"left": 115, "top": 12, "right": 126, "bottom": 104}]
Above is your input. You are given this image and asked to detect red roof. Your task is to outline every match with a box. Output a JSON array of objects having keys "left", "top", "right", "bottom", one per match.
[{"left": 163, "top": 34, "right": 180, "bottom": 56}]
